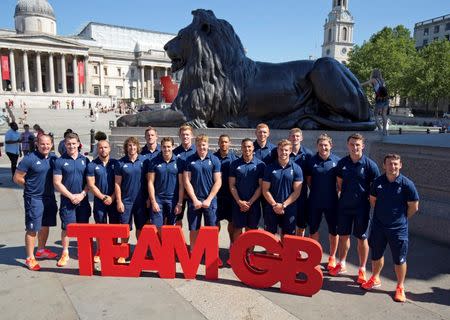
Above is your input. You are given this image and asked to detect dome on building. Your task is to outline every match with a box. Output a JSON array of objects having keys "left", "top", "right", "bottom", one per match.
[
  {"left": 14, "top": 0, "right": 57, "bottom": 35},
  {"left": 14, "top": 0, "right": 56, "bottom": 21}
]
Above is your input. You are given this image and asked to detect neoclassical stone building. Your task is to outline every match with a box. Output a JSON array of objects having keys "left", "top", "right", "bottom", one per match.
[{"left": 0, "top": 0, "right": 176, "bottom": 106}]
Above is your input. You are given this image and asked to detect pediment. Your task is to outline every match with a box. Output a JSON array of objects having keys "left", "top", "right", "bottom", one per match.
[{"left": 0, "top": 34, "right": 89, "bottom": 50}]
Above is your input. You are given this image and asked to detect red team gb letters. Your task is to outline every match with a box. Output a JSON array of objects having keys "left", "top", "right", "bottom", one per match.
[{"left": 67, "top": 224, "right": 323, "bottom": 296}]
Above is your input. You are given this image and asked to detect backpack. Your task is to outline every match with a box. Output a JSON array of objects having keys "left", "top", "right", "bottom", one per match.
[{"left": 375, "top": 79, "right": 388, "bottom": 100}]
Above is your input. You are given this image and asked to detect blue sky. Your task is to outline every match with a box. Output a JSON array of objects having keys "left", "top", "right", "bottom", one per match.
[{"left": 1, "top": 0, "right": 449, "bottom": 62}]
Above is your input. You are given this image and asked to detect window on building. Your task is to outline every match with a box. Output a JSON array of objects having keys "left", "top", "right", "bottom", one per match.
[
  {"left": 445, "top": 34, "right": 450, "bottom": 41},
  {"left": 326, "top": 49, "right": 331, "bottom": 56},
  {"left": 131, "top": 69, "right": 135, "bottom": 79},
  {"left": 104, "top": 85, "right": 109, "bottom": 96},
  {"left": 94, "top": 66, "right": 98, "bottom": 75},
  {"left": 104, "top": 67, "right": 108, "bottom": 76},
  {"left": 423, "top": 39, "right": 428, "bottom": 46},
  {"left": 131, "top": 87, "right": 136, "bottom": 99},
  {"left": 93, "top": 85, "right": 100, "bottom": 96},
  {"left": 434, "top": 25, "right": 440, "bottom": 34},
  {"left": 116, "top": 86, "right": 123, "bottom": 97},
  {"left": 328, "top": 29, "right": 332, "bottom": 42},
  {"left": 342, "top": 27, "right": 348, "bottom": 41},
  {"left": 37, "top": 19, "right": 42, "bottom": 32},
  {"left": 446, "top": 23, "right": 450, "bottom": 31},
  {"left": 117, "top": 68, "right": 121, "bottom": 76},
  {"left": 424, "top": 28, "right": 429, "bottom": 36}
]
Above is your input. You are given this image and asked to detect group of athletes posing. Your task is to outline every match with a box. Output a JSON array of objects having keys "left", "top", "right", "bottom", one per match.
[{"left": 13, "top": 123, "right": 419, "bottom": 303}]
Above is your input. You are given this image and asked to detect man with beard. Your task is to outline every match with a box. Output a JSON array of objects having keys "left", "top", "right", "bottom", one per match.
[
  {"left": 14, "top": 134, "right": 58, "bottom": 270},
  {"left": 86, "top": 140, "right": 119, "bottom": 263}
]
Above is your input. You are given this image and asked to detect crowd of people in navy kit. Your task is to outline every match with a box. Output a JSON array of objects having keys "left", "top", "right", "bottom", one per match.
[{"left": 12, "top": 122, "right": 420, "bottom": 303}]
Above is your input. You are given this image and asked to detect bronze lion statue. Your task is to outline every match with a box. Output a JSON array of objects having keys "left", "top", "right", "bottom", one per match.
[{"left": 117, "top": 9, "right": 375, "bottom": 130}]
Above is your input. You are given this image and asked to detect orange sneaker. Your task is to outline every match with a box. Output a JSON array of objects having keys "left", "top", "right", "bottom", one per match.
[
  {"left": 35, "top": 249, "right": 58, "bottom": 259},
  {"left": 93, "top": 250, "right": 100, "bottom": 263},
  {"left": 394, "top": 286, "right": 406, "bottom": 302},
  {"left": 361, "top": 276, "right": 381, "bottom": 290},
  {"left": 327, "top": 256, "right": 336, "bottom": 271},
  {"left": 117, "top": 257, "right": 127, "bottom": 264},
  {"left": 25, "top": 257, "right": 41, "bottom": 271},
  {"left": 329, "top": 263, "right": 347, "bottom": 276},
  {"left": 57, "top": 252, "right": 70, "bottom": 267},
  {"left": 357, "top": 268, "right": 367, "bottom": 284}
]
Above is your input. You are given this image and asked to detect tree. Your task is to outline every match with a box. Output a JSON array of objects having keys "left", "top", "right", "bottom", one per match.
[
  {"left": 347, "top": 25, "right": 418, "bottom": 103},
  {"left": 408, "top": 40, "right": 450, "bottom": 116}
]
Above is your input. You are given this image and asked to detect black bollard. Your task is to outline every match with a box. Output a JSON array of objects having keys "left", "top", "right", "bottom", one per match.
[
  {"left": 399, "top": 128, "right": 402, "bottom": 135},
  {"left": 426, "top": 128, "right": 430, "bottom": 134},
  {"left": 90, "top": 129, "right": 95, "bottom": 153}
]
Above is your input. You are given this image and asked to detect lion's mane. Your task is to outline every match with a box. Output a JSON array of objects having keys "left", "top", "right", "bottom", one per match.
[{"left": 172, "top": 10, "right": 255, "bottom": 127}]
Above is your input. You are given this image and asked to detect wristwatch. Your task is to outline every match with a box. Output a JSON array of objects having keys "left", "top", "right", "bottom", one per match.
[
  {"left": 282, "top": 203, "right": 287, "bottom": 209},
  {"left": 102, "top": 195, "right": 109, "bottom": 201}
]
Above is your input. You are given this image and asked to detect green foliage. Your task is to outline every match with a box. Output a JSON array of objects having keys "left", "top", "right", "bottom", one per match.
[
  {"left": 408, "top": 40, "right": 450, "bottom": 115},
  {"left": 347, "top": 25, "right": 418, "bottom": 101},
  {"left": 348, "top": 25, "right": 450, "bottom": 114}
]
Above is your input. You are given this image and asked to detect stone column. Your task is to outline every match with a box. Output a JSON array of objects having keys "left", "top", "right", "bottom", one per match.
[
  {"left": 140, "top": 66, "right": 145, "bottom": 98},
  {"left": 84, "top": 56, "right": 90, "bottom": 94},
  {"left": 61, "top": 54, "right": 67, "bottom": 94},
  {"left": 99, "top": 62, "right": 104, "bottom": 96},
  {"left": 36, "top": 52, "right": 42, "bottom": 93},
  {"left": 48, "top": 53, "right": 55, "bottom": 93},
  {"left": 23, "top": 51, "right": 30, "bottom": 93},
  {"left": 164, "top": 68, "right": 168, "bottom": 76},
  {"left": 150, "top": 66, "right": 154, "bottom": 100},
  {"left": 9, "top": 50, "right": 16, "bottom": 92},
  {"left": 72, "top": 56, "right": 79, "bottom": 94}
]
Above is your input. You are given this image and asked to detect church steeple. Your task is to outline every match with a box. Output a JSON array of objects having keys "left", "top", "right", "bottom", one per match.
[{"left": 322, "top": 0, "right": 354, "bottom": 64}]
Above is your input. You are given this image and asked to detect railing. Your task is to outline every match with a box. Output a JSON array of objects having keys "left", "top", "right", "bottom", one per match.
[{"left": 415, "top": 14, "right": 450, "bottom": 27}]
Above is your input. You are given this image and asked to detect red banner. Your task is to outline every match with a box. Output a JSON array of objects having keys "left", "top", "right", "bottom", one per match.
[
  {"left": 160, "top": 75, "right": 179, "bottom": 103},
  {"left": 1, "top": 55, "right": 10, "bottom": 80},
  {"left": 77, "top": 60, "right": 85, "bottom": 84}
]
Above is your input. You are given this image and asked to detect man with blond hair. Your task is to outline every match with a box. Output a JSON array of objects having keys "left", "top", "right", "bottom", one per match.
[
  {"left": 262, "top": 139, "right": 303, "bottom": 236},
  {"left": 254, "top": 123, "right": 276, "bottom": 165},
  {"left": 14, "top": 134, "right": 58, "bottom": 271},
  {"left": 184, "top": 134, "right": 222, "bottom": 249},
  {"left": 305, "top": 134, "right": 340, "bottom": 270},
  {"left": 173, "top": 124, "right": 196, "bottom": 226}
]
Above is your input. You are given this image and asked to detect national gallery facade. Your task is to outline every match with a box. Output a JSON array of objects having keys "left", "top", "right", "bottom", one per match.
[{"left": 0, "top": 0, "right": 177, "bottom": 106}]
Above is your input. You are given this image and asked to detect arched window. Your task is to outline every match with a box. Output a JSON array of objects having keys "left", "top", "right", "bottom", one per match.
[
  {"left": 337, "top": 0, "right": 342, "bottom": 6},
  {"left": 342, "top": 27, "right": 348, "bottom": 41},
  {"left": 37, "top": 19, "right": 42, "bottom": 32},
  {"left": 328, "top": 29, "right": 332, "bottom": 42}
]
